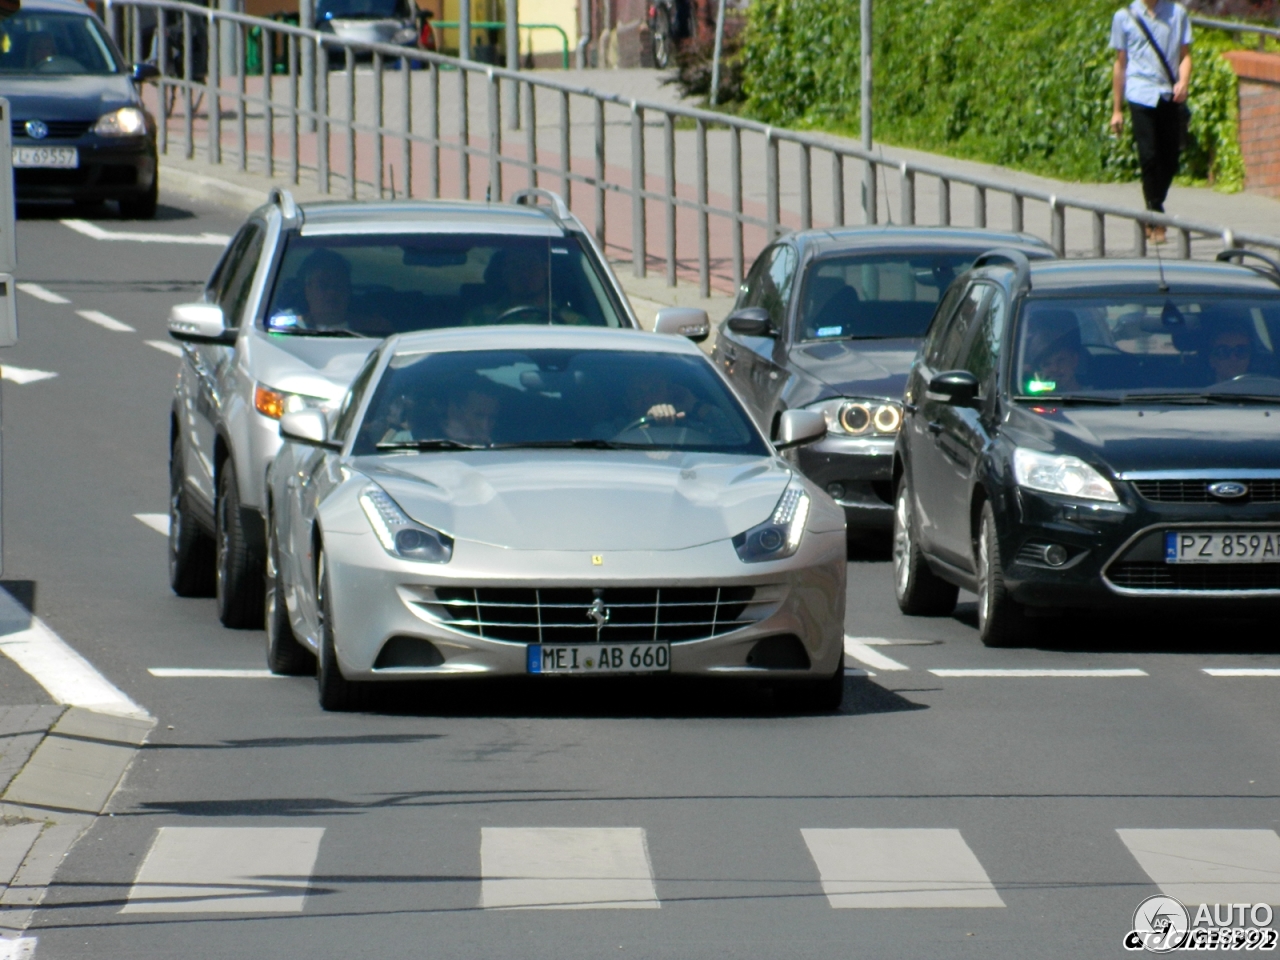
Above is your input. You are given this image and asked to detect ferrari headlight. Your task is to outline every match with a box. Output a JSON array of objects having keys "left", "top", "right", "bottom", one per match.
[
  {"left": 359, "top": 486, "right": 453, "bottom": 563},
  {"left": 1013, "top": 448, "right": 1118, "bottom": 503},
  {"left": 807, "top": 398, "right": 902, "bottom": 437},
  {"left": 732, "top": 484, "right": 810, "bottom": 563},
  {"left": 255, "top": 383, "right": 330, "bottom": 420},
  {"left": 93, "top": 106, "right": 147, "bottom": 137}
]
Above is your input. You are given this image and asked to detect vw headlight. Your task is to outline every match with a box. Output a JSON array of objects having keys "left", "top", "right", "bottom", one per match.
[
  {"left": 255, "top": 383, "right": 330, "bottom": 420},
  {"left": 732, "top": 484, "right": 810, "bottom": 563},
  {"left": 807, "top": 398, "right": 902, "bottom": 437},
  {"left": 1013, "top": 448, "right": 1118, "bottom": 502},
  {"left": 93, "top": 106, "right": 147, "bottom": 137},
  {"left": 359, "top": 486, "right": 453, "bottom": 563}
]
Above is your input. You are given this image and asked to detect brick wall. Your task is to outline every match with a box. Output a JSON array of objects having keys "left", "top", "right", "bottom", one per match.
[{"left": 1223, "top": 50, "right": 1280, "bottom": 198}]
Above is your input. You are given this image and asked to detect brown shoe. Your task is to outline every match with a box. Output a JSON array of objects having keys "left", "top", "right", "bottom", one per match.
[
  {"left": 1144, "top": 224, "right": 1155, "bottom": 241},
  {"left": 1151, "top": 225, "right": 1167, "bottom": 244}
]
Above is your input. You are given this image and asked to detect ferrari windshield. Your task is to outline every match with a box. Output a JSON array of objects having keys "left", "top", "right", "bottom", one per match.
[
  {"left": 799, "top": 252, "right": 980, "bottom": 341},
  {"left": 1014, "top": 296, "right": 1280, "bottom": 400},
  {"left": 0, "top": 11, "right": 120, "bottom": 76},
  {"left": 263, "top": 233, "right": 625, "bottom": 337},
  {"left": 351, "top": 348, "right": 769, "bottom": 455}
]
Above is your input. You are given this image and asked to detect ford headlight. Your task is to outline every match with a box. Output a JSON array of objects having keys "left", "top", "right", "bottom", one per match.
[
  {"left": 732, "top": 485, "right": 810, "bottom": 562},
  {"left": 255, "top": 383, "right": 330, "bottom": 420},
  {"left": 807, "top": 398, "right": 902, "bottom": 436},
  {"left": 93, "top": 106, "right": 147, "bottom": 137},
  {"left": 359, "top": 486, "right": 453, "bottom": 563},
  {"left": 1013, "top": 448, "right": 1118, "bottom": 502}
]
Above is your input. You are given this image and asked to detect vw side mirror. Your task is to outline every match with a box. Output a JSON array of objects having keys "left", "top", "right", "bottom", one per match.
[
  {"left": 279, "top": 410, "right": 336, "bottom": 448},
  {"left": 131, "top": 62, "right": 161, "bottom": 83},
  {"left": 926, "top": 370, "right": 980, "bottom": 408},
  {"left": 653, "top": 306, "right": 709, "bottom": 343},
  {"left": 168, "top": 302, "right": 235, "bottom": 345},
  {"left": 726, "top": 307, "right": 775, "bottom": 338},
  {"left": 774, "top": 409, "right": 827, "bottom": 450}
]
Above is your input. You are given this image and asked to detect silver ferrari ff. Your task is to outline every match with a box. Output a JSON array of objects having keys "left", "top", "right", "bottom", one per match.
[{"left": 265, "top": 326, "right": 848, "bottom": 711}]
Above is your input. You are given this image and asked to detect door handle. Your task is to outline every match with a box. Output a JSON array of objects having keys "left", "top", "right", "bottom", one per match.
[{"left": 927, "top": 421, "right": 944, "bottom": 435}]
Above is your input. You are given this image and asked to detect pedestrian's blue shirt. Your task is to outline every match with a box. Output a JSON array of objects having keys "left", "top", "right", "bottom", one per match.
[{"left": 1110, "top": 0, "right": 1193, "bottom": 107}]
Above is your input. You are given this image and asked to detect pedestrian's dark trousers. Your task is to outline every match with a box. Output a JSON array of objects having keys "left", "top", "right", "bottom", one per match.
[{"left": 1128, "top": 99, "right": 1181, "bottom": 213}]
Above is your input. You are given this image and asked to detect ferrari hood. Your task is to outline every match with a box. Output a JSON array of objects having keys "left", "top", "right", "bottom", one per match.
[{"left": 354, "top": 450, "right": 797, "bottom": 551}]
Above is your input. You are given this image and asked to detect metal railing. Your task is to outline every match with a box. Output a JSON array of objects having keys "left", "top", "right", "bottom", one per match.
[
  {"left": 432, "top": 21, "right": 572, "bottom": 70},
  {"left": 1190, "top": 14, "right": 1280, "bottom": 48},
  {"left": 104, "top": 0, "right": 1280, "bottom": 297}
]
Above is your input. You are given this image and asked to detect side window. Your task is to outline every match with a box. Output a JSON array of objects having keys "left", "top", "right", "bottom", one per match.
[
  {"left": 928, "top": 283, "right": 990, "bottom": 370},
  {"left": 739, "top": 245, "right": 798, "bottom": 329},
  {"left": 217, "top": 222, "right": 266, "bottom": 328},
  {"left": 333, "top": 352, "right": 381, "bottom": 442},
  {"left": 961, "top": 290, "right": 1008, "bottom": 391},
  {"left": 921, "top": 280, "right": 967, "bottom": 359}
]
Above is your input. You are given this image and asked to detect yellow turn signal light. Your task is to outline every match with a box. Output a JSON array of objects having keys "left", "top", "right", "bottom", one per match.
[{"left": 255, "top": 385, "right": 286, "bottom": 420}]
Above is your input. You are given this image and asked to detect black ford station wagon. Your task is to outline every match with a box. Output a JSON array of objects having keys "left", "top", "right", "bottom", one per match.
[{"left": 892, "top": 249, "right": 1280, "bottom": 646}]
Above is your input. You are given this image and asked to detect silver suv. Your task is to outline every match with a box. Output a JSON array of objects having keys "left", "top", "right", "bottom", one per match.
[{"left": 166, "top": 188, "right": 640, "bottom": 628}]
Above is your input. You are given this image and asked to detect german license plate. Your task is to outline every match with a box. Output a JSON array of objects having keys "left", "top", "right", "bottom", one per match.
[
  {"left": 12, "top": 147, "right": 78, "bottom": 168},
  {"left": 527, "top": 643, "right": 670, "bottom": 674},
  {"left": 1165, "top": 531, "right": 1280, "bottom": 564}
]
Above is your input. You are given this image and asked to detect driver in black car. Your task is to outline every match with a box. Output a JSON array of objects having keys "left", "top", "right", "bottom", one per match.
[
  {"left": 466, "top": 247, "right": 585, "bottom": 326},
  {"left": 1208, "top": 321, "right": 1255, "bottom": 382}
]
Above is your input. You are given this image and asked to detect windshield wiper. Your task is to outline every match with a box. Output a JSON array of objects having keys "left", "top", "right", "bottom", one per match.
[
  {"left": 488, "top": 439, "right": 650, "bottom": 450},
  {"left": 270, "top": 328, "right": 368, "bottom": 338},
  {"left": 1119, "top": 392, "right": 1210, "bottom": 405},
  {"left": 1017, "top": 394, "right": 1121, "bottom": 405},
  {"left": 375, "top": 439, "right": 486, "bottom": 451}
]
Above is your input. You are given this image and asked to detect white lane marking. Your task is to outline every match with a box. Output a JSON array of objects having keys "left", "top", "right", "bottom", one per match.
[
  {"left": 145, "top": 339, "right": 183, "bottom": 358},
  {"left": 1118, "top": 829, "right": 1280, "bottom": 906},
  {"left": 1203, "top": 668, "right": 1280, "bottom": 677},
  {"left": 843, "top": 636, "right": 909, "bottom": 671},
  {"left": 929, "top": 668, "right": 1148, "bottom": 678},
  {"left": 802, "top": 828, "right": 1005, "bottom": 909},
  {"left": 15, "top": 283, "right": 69, "bottom": 304},
  {"left": 480, "top": 827, "right": 659, "bottom": 910},
  {"left": 76, "top": 309, "right": 135, "bottom": 333},
  {"left": 148, "top": 668, "right": 278, "bottom": 679},
  {"left": 134, "top": 513, "right": 170, "bottom": 536},
  {"left": 61, "top": 219, "right": 232, "bottom": 246},
  {"left": 121, "top": 827, "right": 325, "bottom": 913},
  {"left": 0, "top": 365, "right": 57, "bottom": 385},
  {"left": 0, "top": 937, "right": 37, "bottom": 959},
  {"left": 0, "top": 591, "right": 148, "bottom": 718},
  {"left": 845, "top": 637, "right": 935, "bottom": 646}
]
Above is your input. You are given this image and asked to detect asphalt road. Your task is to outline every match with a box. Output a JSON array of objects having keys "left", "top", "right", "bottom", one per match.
[{"left": 4, "top": 194, "right": 1280, "bottom": 960}]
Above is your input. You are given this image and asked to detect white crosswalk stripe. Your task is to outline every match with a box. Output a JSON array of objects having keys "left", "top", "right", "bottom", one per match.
[
  {"left": 121, "top": 827, "right": 325, "bottom": 914},
  {"left": 801, "top": 828, "right": 1005, "bottom": 908},
  {"left": 15, "top": 283, "right": 69, "bottom": 304},
  {"left": 930, "top": 668, "right": 1148, "bottom": 678},
  {"left": 843, "top": 636, "right": 909, "bottom": 671},
  {"left": 76, "top": 309, "right": 134, "bottom": 333},
  {"left": 145, "top": 339, "right": 183, "bottom": 358},
  {"left": 133, "top": 513, "right": 170, "bottom": 536},
  {"left": 0, "top": 365, "right": 57, "bottom": 385},
  {"left": 480, "top": 827, "right": 659, "bottom": 910},
  {"left": 1203, "top": 668, "right": 1280, "bottom": 677},
  {"left": 61, "top": 219, "right": 231, "bottom": 246},
  {"left": 1117, "top": 829, "right": 1280, "bottom": 906},
  {"left": 148, "top": 668, "right": 279, "bottom": 679}
]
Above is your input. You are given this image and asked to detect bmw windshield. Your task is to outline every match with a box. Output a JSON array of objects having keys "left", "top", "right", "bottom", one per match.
[
  {"left": 1013, "top": 295, "right": 1280, "bottom": 402},
  {"left": 352, "top": 349, "right": 769, "bottom": 456}
]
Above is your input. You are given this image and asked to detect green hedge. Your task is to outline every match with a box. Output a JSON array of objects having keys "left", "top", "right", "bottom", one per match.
[{"left": 741, "top": 0, "right": 1246, "bottom": 191}]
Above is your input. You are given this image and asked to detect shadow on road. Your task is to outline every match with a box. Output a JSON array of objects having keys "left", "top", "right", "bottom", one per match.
[{"left": 15, "top": 200, "right": 196, "bottom": 222}]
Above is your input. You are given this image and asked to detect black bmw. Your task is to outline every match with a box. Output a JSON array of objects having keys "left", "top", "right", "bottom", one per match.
[
  {"left": 3, "top": 0, "right": 159, "bottom": 217},
  {"left": 893, "top": 249, "right": 1280, "bottom": 646}
]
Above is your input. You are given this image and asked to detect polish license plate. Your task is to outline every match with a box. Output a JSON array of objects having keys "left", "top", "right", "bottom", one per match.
[
  {"left": 527, "top": 643, "right": 670, "bottom": 674},
  {"left": 12, "top": 147, "right": 78, "bottom": 168},
  {"left": 1165, "top": 531, "right": 1280, "bottom": 564}
]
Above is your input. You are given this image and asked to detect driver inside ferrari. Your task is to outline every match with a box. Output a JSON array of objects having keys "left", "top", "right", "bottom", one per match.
[{"left": 466, "top": 247, "right": 585, "bottom": 326}]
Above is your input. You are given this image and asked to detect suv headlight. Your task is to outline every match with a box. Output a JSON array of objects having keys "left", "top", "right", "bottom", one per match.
[
  {"left": 93, "top": 107, "right": 147, "bottom": 137},
  {"left": 1013, "top": 448, "right": 1118, "bottom": 502},
  {"left": 807, "top": 398, "right": 902, "bottom": 437},
  {"left": 359, "top": 486, "right": 453, "bottom": 563},
  {"left": 732, "top": 484, "right": 810, "bottom": 562},
  {"left": 255, "top": 383, "right": 330, "bottom": 420}
]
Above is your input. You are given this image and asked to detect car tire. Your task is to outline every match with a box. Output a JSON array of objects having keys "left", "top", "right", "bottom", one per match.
[
  {"left": 892, "top": 478, "right": 959, "bottom": 616},
  {"left": 775, "top": 661, "right": 845, "bottom": 713},
  {"left": 169, "top": 437, "right": 215, "bottom": 597},
  {"left": 316, "top": 549, "right": 364, "bottom": 711},
  {"left": 976, "top": 502, "right": 1026, "bottom": 648},
  {"left": 265, "top": 516, "right": 314, "bottom": 675},
  {"left": 215, "top": 464, "right": 265, "bottom": 629},
  {"left": 119, "top": 176, "right": 158, "bottom": 220}
]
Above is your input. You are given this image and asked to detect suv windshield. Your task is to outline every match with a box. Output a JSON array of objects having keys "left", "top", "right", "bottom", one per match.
[
  {"left": 1013, "top": 296, "right": 1280, "bottom": 399},
  {"left": 352, "top": 349, "right": 768, "bottom": 456},
  {"left": 264, "top": 233, "right": 625, "bottom": 336},
  {"left": 317, "top": 0, "right": 407, "bottom": 19},
  {"left": 0, "top": 11, "right": 119, "bottom": 76},
  {"left": 800, "top": 252, "right": 980, "bottom": 341}
]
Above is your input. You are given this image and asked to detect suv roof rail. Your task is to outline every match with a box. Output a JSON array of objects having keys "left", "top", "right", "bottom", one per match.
[
  {"left": 972, "top": 247, "right": 1032, "bottom": 292},
  {"left": 1216, "top": 247, "right": 1280, "bottom": 283},
  {"left": 269, "top": 187, "right": 300, "bottom": 229},
  {"left": 511, "top": 188, "right": 572, "bottom": 223}
]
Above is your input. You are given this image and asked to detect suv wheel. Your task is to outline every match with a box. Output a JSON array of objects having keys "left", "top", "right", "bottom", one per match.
[
  {"left": 892, "top": 478, "right": 958, "bottom": 616},
  {"left": 169, "top": 436, "right": 215, "bottom": 597},
  {"left": 215, "top": 464, "right": 265, "bottom": 629},
  {"left": 265, "top": 515, "right": 314, "bottom": 675},
  {"left": 976, "top": 502, "right": 1026, "bottom": 648},
  {"left": 316, "top": 548, "right": 364, "bottom": 711}
]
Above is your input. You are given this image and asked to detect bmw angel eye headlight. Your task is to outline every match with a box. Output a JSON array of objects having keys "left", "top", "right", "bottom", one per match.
[
  {"left": 807, "top": 398, "right": 902, "bottom": 437},
  {"left": 359, "top": 486, "right": 453, "bottom": 563},
  {"left": 1013, "top": 448, "right": 1118, "bottom": 503},
  {"left": 255, "top": 383, "right": 330, "bottom": 420},
  {"left": 93, "top": 107, "right": 147, "bottom": 137},
  {"left": 732, "top": 485, "right": 811, "bottom": 563}
]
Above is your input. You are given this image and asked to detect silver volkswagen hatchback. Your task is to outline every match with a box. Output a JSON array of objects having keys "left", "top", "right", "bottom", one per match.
[{"left": 166, "top": 188, "right": 639, "bottom": 628}]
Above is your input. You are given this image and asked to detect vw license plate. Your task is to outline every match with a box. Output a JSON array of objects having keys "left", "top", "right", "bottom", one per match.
[
  {"left": 527, "top": 643, "right": 670, "bottom": 674},
  {"left": 12, "top": 147, "right": 78, "bottom": 168},
  {"left": 1165, "top": 531, "right": 1280, "bottom": 564}
]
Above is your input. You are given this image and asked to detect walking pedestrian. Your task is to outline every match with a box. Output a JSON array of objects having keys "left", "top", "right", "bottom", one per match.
[{"left": 1109, "top": 0, "right": 1192, "bottom": 244}]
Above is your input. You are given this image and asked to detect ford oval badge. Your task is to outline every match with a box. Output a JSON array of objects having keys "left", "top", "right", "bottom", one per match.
[{"left": 1208, "top": 481, "right": 1248, "bottom": 499}]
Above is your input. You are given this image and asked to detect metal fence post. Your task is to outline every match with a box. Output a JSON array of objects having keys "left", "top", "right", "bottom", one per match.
[
  {"left": 428, "top": 62, "right": 440, "bottom": 198},
  {"left": 1011, "top": 192, "right": 1023, "bottom": 233},
  {"left": 1177, "top": 228, "right": 1191, "bottom": 259},
  {"left": 1134, "top": 217, "right": 1147, "bottom": 257},
  {"left": 487, "top": 69, "right": 501, "bottom": 201},
  {"left": 1092, "top": 210, "right": 1105, "bottom": 258},
  {"left": 237, "top": 23, "right": 247, "bottom": 171},
  {"left": 559, "top": 90, "right": 570, "bottom": 203},
  {"left": 208, "top": 9, "right": 221, "bottom": 165},
  {"left": 262, "top": 28, "right": 274, "bottom": 179},
  {"left": 831, "top": 152, "right": 844, "bottom": 228},
  {"left": 731, "top": 126, "right": 743, "bottom": 289},
  {"left": 664, "top": 111, "right": 675, "bottom": 287},
  {"left": 373, "top": 52, "right": 385, "bottom": 196},
  {"left": 630, "top": 102, "right": 645, "bottom": 278},
  {"left": 593, "top": 98, "right": 605, "bottom": 247},
  {"left": 524, "top": 82, "right": 537, "bottom": 188},
  {"left": 316, "top": 36, "right": 329, "bottom": 192},
  {"left": 863, "top": 158, "right": 877, "bottom": 225},
  {"left": 401, "top": 54, "right": 412, "bottom": 198},
  {"left": 900, "top": 163, "right": 915, "bottom": 225},
  {"left": 345, "top": 45, "right": 356, "bottom": 198},
  {"left": 287, "top": 35, "right": 298, "bottom": 182},
  {"left": 799, "top": 142, "right": 811, "bottom": 230},
  {"left": 1050, "top": 196, "right": 1065, "bottom": 255},
  {"left": 766, "top": 129, "right": 779, "bottom": 238},
  {"left": 157, "top": 14, "right": 169, "bottom": 155},
  {"left": 937, "top": 176, "right": 949, "bottom": 227},
  {"left": 182, "top": 10, "right": 194, "bottom": 159},
  {"left": 974, "top": 185, "right": 986, "bottom": 229},
  {"left": 458, "top": 66, "right": 470, "bottom": 199},
  {"left": 696, "top": 118, "right": 709, "bottom": 298}
]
